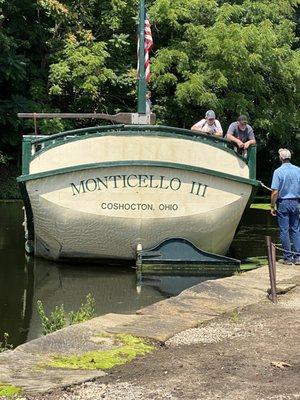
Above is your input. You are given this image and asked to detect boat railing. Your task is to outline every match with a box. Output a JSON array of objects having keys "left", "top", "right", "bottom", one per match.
[
  {"left": 21, "top": 124, "right": 256, "bottom": 179},
  {"left": 27, "top": 124, "right": 234, "bottom": 153}
]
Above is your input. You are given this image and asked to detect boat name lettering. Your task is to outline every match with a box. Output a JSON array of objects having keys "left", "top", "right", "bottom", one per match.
[{"left": 70, "top": 174, "right": 208, "bottom": 197}]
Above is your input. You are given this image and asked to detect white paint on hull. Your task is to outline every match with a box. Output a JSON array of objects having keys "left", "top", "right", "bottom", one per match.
[
  {"left": 26, "top": 166, "right": 252, "bottom": 261},
  {"left": 30, "top": 135, "right": 249, "bottom": 178}
]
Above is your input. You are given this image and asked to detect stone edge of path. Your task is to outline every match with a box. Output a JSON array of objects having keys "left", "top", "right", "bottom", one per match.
[{"left": 0, "top": 263, "right": 299, "bottom": 395}]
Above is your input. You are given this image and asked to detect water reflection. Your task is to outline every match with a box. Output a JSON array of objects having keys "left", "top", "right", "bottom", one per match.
[
  {"left": 0, "top": 202, "right": 214, "bottom": 346},
  {"left": 27, "top": 258, "right": 165, "bottom": 341},
  {"left": 0, "top": 201, "right": 279, "bottom": 347},
  {"left": 0, "top": 202, "right": 32, "bottom": 347},
  {"left": 230, "top": 207, "right": 279, "bottom": 259}
]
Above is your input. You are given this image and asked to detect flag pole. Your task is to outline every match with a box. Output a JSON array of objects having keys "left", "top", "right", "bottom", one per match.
[{"left": 137, "top": 0, "right": 146, "bottom": 114}]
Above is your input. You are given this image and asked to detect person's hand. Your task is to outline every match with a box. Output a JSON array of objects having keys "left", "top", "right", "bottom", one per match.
[
  {"left": 243, "top": 142, "right": 250, "bottom": 150},
  {"left": 237, "top": 140, "right": 244, "bottom": 149},
  {"left": 270, "top": 207, "right": 277, "bottom": 216}
]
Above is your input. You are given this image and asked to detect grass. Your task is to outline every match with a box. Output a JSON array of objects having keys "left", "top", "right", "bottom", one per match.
[
  {"left": 0, "top": 384, "right": 22, "bottom": 397},
  {"left": 240, "top": 256, "right": 267, "bottom": 272},
  {"left": 47, "top": 333, "right": 154, "bottom": 370},
  {"left": 250, "top": 203, "right": 270, "bottom": 210}
]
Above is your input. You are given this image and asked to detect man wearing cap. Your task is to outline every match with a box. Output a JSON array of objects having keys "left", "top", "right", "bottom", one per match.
[
  {"left": 271, "top": 148, "right": 300, "bottom": 265},
  {"left": 191, "top": 110, "right": 223, "bottom": 137},
  {"left": 226, "top": 115, "right": 256, "bottom": 151}
]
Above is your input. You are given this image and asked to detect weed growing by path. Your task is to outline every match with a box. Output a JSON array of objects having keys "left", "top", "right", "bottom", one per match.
[
  {"left": 37, "top": 301, "right": 66, "bottom": 335},
  {"left": 0, "top": 333, "right": 13, "bottom": 353},
  {"left": 69, "top": 293, "right": 96, "bottom": 325},
  {"left": 37, "top": 293, "right": 96, "bottom": 335},
  {"left": 230, "top": 310, "right": 242, "bottom": 324}
]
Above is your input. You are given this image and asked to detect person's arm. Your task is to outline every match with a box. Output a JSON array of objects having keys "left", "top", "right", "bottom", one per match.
[
  {"left": 270, "top": 190, "right": 278, "bottom": 216},
  {"left": 226, "top": 133, "right": 244, "bottom": 148},
  {"left": 270, "top": 170, "right": 280, "bottom": 216},
  {"left": 243, "top": 138, "right": 256, "bottom": 149},
  {"left": 243, "top": 126, "right": 256, "bottom": 149},
  {"left": 191, "top": 120, "right": 204, "bottom": 132},
  {"left": 191, "top": 124, "right": 200, "bottom": 131},
  {"left": 214, "top": 120, "right": 223, "bottom": 137}
]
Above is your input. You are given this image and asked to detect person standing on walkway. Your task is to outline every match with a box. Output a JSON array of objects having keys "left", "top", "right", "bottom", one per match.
[{"left": 270, "top": 148, "right": 300, "bottom": 265}]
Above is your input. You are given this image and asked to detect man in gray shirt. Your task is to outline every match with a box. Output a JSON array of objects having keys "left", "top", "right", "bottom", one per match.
[{"left": 226, "top": 115, "right": 256, "bottom": 151}]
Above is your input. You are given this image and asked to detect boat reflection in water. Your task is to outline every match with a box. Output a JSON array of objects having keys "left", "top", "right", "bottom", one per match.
[
  {"left": 26, "top": 257, "right": 163, "bottom": 341},
  {"left": 0, "top": 200, "right": 215, "bottom": 346},
  {"left": 26, "top": 257, "right": 213, "bottom": 341},
  {"left": 0, "top": 202, "right": 33, "bottom": 347}
]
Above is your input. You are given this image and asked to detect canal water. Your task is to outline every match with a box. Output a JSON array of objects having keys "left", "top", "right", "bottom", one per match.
[{"left": 0, "top": 201, "right": 278, "bottom": 348}]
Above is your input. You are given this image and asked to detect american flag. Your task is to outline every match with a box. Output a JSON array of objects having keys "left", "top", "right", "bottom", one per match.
[{"left": 137, "top": 12, "right": 153, "bottom": 82}]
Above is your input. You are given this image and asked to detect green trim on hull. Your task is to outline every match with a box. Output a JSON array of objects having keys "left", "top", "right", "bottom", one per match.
[
  {"left": 17, "top": 159, "right": 260, "bottom": 187},
  {"left": 22, "top": 137, "right": 32, "bottom": 175}
]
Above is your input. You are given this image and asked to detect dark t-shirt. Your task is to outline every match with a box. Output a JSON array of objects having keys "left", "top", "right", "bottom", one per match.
[{"left": 226, "top": 122, "right": 254, "bottom": 143}]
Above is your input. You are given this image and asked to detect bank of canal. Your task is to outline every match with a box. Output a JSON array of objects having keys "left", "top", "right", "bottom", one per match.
[{"left": 0, "top": 201, "right": 279, "bottom": 348}]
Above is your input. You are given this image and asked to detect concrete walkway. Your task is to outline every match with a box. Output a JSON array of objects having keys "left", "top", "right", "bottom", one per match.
[{"left": 0, "top": 263, "right": 298, "bottom": 395}]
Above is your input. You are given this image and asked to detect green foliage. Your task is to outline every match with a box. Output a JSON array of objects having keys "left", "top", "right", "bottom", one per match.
[
  {"left": 0, "top": 165, "right": 21, "bottom": 199},
  {"left": 0, "top": 333, "right": 13, "bottom": 353},
  {"left": 37, "top": 293, "right": 96, "bottom": 335},
  {"left": 0, "top": 0, "right": 299, "bottom": 182},
  {"left": 150, "top": 0, "right": 300, "bottom": 138},
  {"left": 37, "top": 300, "right": 66, "bottom": 335},
  {"left": 69, "top": 293, "right": 96, "bottom": 325},
  {"left": 0, "top": 151, "right": 9, "bottom": 165}
]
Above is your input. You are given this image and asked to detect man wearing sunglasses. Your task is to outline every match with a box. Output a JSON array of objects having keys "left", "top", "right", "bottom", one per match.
[{"left": 226, "top": 115, "right": 256, "bottom": 152}]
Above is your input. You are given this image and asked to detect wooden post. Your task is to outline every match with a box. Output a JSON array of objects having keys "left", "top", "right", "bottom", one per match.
[
  {"left": 266, "top": 236, "right": 277, "bottom": 304},
  {"left": 271, "top": 242, "right": 277, "bottom": 283}
]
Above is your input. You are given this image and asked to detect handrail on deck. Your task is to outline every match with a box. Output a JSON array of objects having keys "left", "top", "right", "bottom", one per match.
[
  {"left": 21, "top": 124, "right": 257, "bottom": 179},
  {"left": 29, "top": 124, "right": 230, "bottom": 147}
]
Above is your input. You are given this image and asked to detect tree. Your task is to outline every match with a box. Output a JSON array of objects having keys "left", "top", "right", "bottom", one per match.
[
  {"left": 149, "top": 0, "right": 300, "bottom": 178},
  {"left": 0, "top": 0, "right": 299, "bottom": 183}
]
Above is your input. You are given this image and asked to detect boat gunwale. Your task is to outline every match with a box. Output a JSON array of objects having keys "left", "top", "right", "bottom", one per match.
[
  {"left": 30, "top": 124, "right": 230, "bottom": 145},
  {"left": 26, "top": 125, "right": 249, "bottom": 165},
  {"left": 17, "top": 159, "right": 260, "bottom": 187}
]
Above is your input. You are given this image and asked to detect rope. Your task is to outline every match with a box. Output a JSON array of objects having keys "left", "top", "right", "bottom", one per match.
[
  {"left": 273, "top": 244, "right": 300, "bottom": 256},
  {"left": 260, "top": 181, "right": 272, "bottom": 192}
]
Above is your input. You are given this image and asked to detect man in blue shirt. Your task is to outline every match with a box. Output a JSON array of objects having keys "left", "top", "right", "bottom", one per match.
[{"left": 271, "top": 148, "right": 300, "bottom": 264}]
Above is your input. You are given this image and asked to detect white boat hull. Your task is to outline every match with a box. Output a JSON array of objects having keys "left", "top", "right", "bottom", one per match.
[
  {"left": 26, "top": 166, "right": 252, "bottom": 260},
  {"left": 19, "top": 126, "right": 258, "bottom": 262}
]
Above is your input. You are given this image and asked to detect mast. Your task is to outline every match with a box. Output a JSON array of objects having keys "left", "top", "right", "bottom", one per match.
[{"left": 137, "top": 0, "right": 146, "bottom": 114}]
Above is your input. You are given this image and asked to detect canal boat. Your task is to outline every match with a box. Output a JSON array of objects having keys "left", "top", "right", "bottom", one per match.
[
  {"left": 17, "top": 1, "right": 259, "bottom": 268},
  {"left": 18, "top": 125, "right": 258, "bottom": 263}
]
